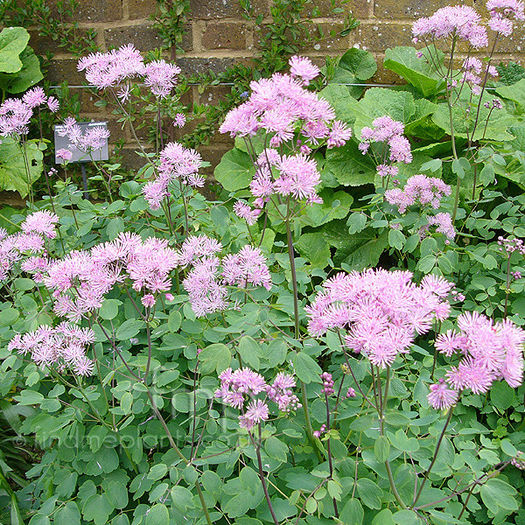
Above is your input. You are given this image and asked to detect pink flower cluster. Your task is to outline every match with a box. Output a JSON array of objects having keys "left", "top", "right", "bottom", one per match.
[
  {"left": 358, "top": 116, "right": 412, "bottom": 178},
  {"left": 428, "top": 312, "right": 525, "bottom": 409},
  {"left": 320, "top": 372, "right": 335, "bottom": 395},
  {"left": 487, "top": 0, "right": 524, "bottom": 36},
  {"left": 57, "top": 118, "right": 110, "bottom": 154},
  {"left": 143, "top": 142, "right": 203, "bottom": 209},
  {"left": 412, "top": 5, "right": 488, "bottom": 48},
  {"left": 180, "top": 235, "right": 272, "bottom": 317},
  {"left": 78, "top": 44, "right": 180, "bottom": 99},
  {"left": 215, "top": 368, "right": 300, "bottom": 430},
  {"left": 9, "top": 322, "right": 95, "bottom": 376},
  {"left": 426, "top": 212, "right": 455, "bottom": 240},
  {"left": 233, "top": 148, "right": 324, "bottom": 223},
  {"left": 219, "top": 56, "right": 351, "bottom": 149},
  {"left": 306, "top": 270, "right": 452, "bottom": 368},
  {"left": 0, "top": 87, "right": 59, "bottom": 137},
  {"left": 44, "top": 232, "right": 178, "bottom": 321},
  {"left": 0, "top": 211, "right": 59, "bottom": 281},
  {"left": 385, "top": 174, "right": 451, "bottom": 213},
  {"left": 462, "top": 58, "right": 498, "bottom": 94},
  {"left": 498, "top": 236, "right": 525, "bottom": 255}
]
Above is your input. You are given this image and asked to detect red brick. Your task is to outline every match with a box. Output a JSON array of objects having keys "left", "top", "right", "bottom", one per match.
[
  {"left": 46, "top": 58, "right": 85, "bottom": 85},
  {"left": 176, "top": 57, "right": 240, "bottom": 76},
  {"left": 354, "top": 22, "right": 412, "bottom": 52},
  {"left": 304, "top": 22, "right": 353, "bottom": 53},
  {"left": 128, "top": 0, "right": 156, "bottom": 19},
  {"left": 304, "top": 0, "right": 370, "bottom": 19},
  {"left": 76, "top": 0, "right": 122, "bottom": 22},
  {"left": 201, "top": 22, "right": 248, "bottom": 50},
  {"left": 374, "top": 0, "right": 453, "bottom": 19},
  {"left": 189, "top": 0, "right": 268, "bottom": 19},
  {"left": 104, "top": 24, "right": 164, "bottom": 52}
]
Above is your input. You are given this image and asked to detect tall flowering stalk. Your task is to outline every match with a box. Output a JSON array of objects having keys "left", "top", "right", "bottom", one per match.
[
  {"left": 219, "top": 56, "right": 352, "bottom": 451},
  {"left": 412, "top": 1, "right": 525, "bottom": 219},
  {"left": 215, "top": 368, "right": 300, "bottom": 524}
]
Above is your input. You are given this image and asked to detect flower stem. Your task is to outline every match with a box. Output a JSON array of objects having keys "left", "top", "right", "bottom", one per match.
[
  {"left": 253, "top": 424, "right": 280, "bottom": 525},
  {"left": 412, "top": 405, "right": 455, "bottom": 508}
]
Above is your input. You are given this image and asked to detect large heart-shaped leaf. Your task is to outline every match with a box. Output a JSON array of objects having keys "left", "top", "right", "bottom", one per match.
[
  {"left": 0, "top": 27, "right": 30, "bottom": 74},
  {"left": 0, "top": 46, "right": 43, "bottom": 93},
  {"left": 384, "top": 46, "right": 446, "bottom": 97},
  {"left": 214, "top": 147, "right": 254, "bottom": 192},
  {"left": 0, "top": 137, "right": 45, "bottom": 197}
]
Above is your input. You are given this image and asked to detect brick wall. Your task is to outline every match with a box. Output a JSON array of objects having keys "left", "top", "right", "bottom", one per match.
[{"left": 34, "top": 0, "right": 525, "bottom": 168}]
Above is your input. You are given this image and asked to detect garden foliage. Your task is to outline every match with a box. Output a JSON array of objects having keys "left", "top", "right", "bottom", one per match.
[{"left": 0, "top": 2, "right": 525, "bottom": 525}]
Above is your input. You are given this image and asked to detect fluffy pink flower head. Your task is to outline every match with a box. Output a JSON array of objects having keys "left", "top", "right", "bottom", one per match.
[
  {"left": 9, "top": 322, "right": 95, "bottom": 376},
  {"left": 221, "top": 245, "right": 272, "bottom": 291},
  {"left": 77, "top": 44, "right": 145, "bottom": 89},
  {"left": 427, "top": 378, "right": 458, "bottom": 410},
  {"left": 233, "top": 201, "right": 261, "bottom": 225},
  {"left": 412, "top": 5, "right": 488, "bottom": 48},
  {"left": 306, "top": 269, "right": 452, "bottom": 368},
  {"left": 144, "top": 60, "right": 181, "bottom": 98},
  {"left": 487, "top": 0, "right": 524, "bottom": 36},
  {"left": 426, "top": 212, "right": 455, "bottom": 240},
  {"left": 143, "top": 142, "right": 203, "bottom": 209},
  {"left": 359, "top": 115, "right": 412, "bottom": 174},
  {"left": 436, "top": 312, "right": 524, "bottom": 398},
  {"left": 21, "top": 210, "right": 59, "bottom": 239},
  {"left": 289, "top": 56, "right": 320, "bottom": 85},
  {"left": 57, "top": 118, "right": 110, "bottom": 153},
  {"left": 215, "top": 368, "right": 299, "bottom": 429},
  {"left": 385, "top": 174, "right": 451, "bottom": 213}
]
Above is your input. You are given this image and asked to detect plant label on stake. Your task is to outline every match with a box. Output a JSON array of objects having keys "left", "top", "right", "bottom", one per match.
[{"left": 54, "top": 121, "right": 109, "bottom": 199}]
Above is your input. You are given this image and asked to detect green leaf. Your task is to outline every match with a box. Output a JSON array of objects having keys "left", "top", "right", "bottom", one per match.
[
  {"left": 302, "top": 190, "right": 353, "bottom": 227},
  {"left": 199, "top": 343, "right": 231, "bottom": 374},
  {"left": 120, "top": 392, "right": 133, "bottom": 415},
  {"left": 495, "top": 78, "right": 525, "bottom": 108},
  {"left": 0, "top": 307, "right": 19, "bottom": 326},
  {"left": 296, "top": 232, "right": 331, "bottom": 268},
  {"left": 388, "top": 229, "right": 405, "bottom": 251},
  {"left": 341, "top": 498, "right": 364, "bottom": 524},
  {"left": 480, "top": 478, "right": 518, "bottom": 514},
  {"left": 357, "top": 478, "right": 383, "bottom": 509},
  {"left": 54, "top": 502, "right": 81, "bottom": 525},
  {"left": 99, "top": 299, "right": 121, "bottom": 320},
  {"left": 214, "top": 148, "right": 254, "bottom": 191},
  {"left": 238, "top": 336, "right": 261, "bottom": 369},
  {"left": 336, "top": 48, "right": 377, "bottom": 81},
  {"left": 14, "top": 389, "right": 43, "bottom": 405},
  {"left": 374, "top": 435, "right": 391, "bottom": 462},
  {"left": 0, "top": 46, "right": 43, "bottom": 93},
  {"left": 324, "top": 139, "right": 376, "bottom": 186},
  {"left": 168, "top": 310, "right": 182, "bottom": 332},
  {"left": 145, "top": 504, "right": 170, "bottom": 525},
  {"left": 106, "top": 217, "right": 124, "bottom": 240},
  {"left": 291, "top": 352, "right": 322, "bottom": 384},
  {"left": 343, "top": 232, "right": 388, "bottom": 271},
  {"left": 384, "top": 46, "right": 446, "bottom": 96},
  {"left": 432, "top": 87, "right": 517, "bottom": 141},
  {"left": 116, "top": 319, "right": 145, "bottom": 340},
  {"left": 265, "top": 436, "right": 288, "bottom": 463},
  {"left": 353, "top": 88, "right": 416, "bottom": 132},
  {"left": 82, "top": 494, "right": 113, "bottom": 525},
  {"left": 347, "top": 212, "right": 367, "bottom": 234},
  {"left": 320, "top": 84, "right": 360, "bottom": 123},
  {"left": 148, "top": 464, "right": 167, "bottom": 481},
  {"left": 171, "top": 486, "right": 195, "bottom": 513},
  {"left": 490, "top": 381, "right": 516, "bottom": 411},
  {"left": 452, "top": 157, "right": 470, "bottom": 179},
  {"left": 0, "top": 27, "right": 30, "bottom": 73},
  {"left": 392, "top": 509, "right": 421, "bottom": 525},
  {"left": 0, "top": 137, "right": 44, "bottom": 197}
]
